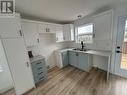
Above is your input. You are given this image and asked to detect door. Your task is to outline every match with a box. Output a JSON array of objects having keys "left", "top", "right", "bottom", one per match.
[
  {"left": 68, "top": 51, "right": 78, "bottom": 67},
  {"left": 115, "top": 15, "right": 127, "bottom": 78},
  {"left": 62, "top": 51, "right": 68, "bottom": 67},
  {"left": 0, "top": 15, "right": 23, "bottom": 38},
  {"left": 2, "top": 38, "right": 34, "bottom": 95}
]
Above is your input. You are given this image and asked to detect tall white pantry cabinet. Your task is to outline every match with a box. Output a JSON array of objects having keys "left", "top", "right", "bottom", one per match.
[{"left": 0, "top": 14, "right": 35, "bottom": 95}]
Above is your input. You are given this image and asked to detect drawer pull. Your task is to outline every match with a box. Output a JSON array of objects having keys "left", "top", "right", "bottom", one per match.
[
  {"left": 36, "top": 62, "right": 42, "bottom": 65},
  {"left": 39, "top": 77, "right": 44, "bottom": 80},
  {"left": 38, "top": 67, "right": 43, "bottom": 70},
  {"left": 38, "top": 72, "right": 43, "bottom": 75}
]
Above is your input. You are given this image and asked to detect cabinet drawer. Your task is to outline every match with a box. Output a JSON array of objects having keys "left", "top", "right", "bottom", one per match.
[
  {"left": 34, "top": 75, "right": 45, "bottom": 83},
  {"left": 38, "top": 76, "right": 45, "bottom": 82},
  {"left": 33, "top": 71, "right": 45, "bottom": 82},
  {"left": 31, "top": 59, "right": 45, "bottom": 68},
  {"left": 35, "top": 61, "right": 43, "bottom": 67}
]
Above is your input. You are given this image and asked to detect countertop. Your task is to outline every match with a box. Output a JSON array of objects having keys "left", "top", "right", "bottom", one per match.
[
  {"left": 30, "top": 55, "right": 45, "bottom": 63},
  {"left": 57, "top": 48, "right": 111, "bottom": 57}
]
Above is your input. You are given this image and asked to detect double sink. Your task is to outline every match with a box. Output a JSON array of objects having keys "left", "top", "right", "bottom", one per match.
[{"left": 73, "top": 48, "right": 90, "bottom": 52}]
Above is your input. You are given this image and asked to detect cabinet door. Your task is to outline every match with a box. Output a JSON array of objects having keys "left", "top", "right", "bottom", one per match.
[
  {"left": 38, "top": 23, "right": 47, "bottom": 33},
  {"left": 62, "top": 51, "right": 68, "bottom": 67},
  {"left": 47, "top": 23, "right": 56, "bottom": 33},
  {"left": 2, "top": 38, "right": 34, "bottom": 95},
  {"left": 93, "top": 11, "right": 112, "bottom": 40},
  {"left": 0, "top": 16, "right": 22, "bottom": 38},
  {"left": 22, "top": 21, "right": 39, "bottom": 47},
  {"left": 56, "top": 25, "right": 64, "bottom": 42},
  {"left": 68, "top": 51, "right": 78, "bottom": 67},
  {"left": 78, "top": 53, "right": 89, "bottom": 71},
  {"left": 63, "top": 24, "right": 74, "bottom": 41}
]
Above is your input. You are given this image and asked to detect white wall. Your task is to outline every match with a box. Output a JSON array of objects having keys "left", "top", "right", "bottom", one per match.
[
  {"left": 0, "top": 39, "right": 13, "bottom": 93},
  {"left": 36, "top": 34, "right": 68, "bottom": 68}
]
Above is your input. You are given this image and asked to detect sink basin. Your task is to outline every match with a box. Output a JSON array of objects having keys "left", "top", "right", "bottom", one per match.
[{"left": 73, "top": 48, "right": 89, "bottom": 51}]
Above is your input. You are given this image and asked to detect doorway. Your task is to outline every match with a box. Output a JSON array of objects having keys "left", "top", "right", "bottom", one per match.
[{"left": 115, "top": 15, "right": 127, "bottom": 78}]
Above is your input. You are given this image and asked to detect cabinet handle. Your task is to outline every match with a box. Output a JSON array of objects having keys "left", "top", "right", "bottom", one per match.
[
  {"left": 93, "top": 33, "right": 95, "bottom": 38},
  {"left": 46, "top": 28, "right": 48, "bottom": 32},
  {"left": 36, "top": 62, "right": 41, "bottom": 65},
  {"left": 19, "top": 30, "right": 23, "bottom": 36},
  {"left": 63, "top": 37, "right": 65, "bottom": 40},
  {"left": 38, "top": 67, "right": 43, "bottom": 70},
  {"left": 76, "top": 53, "right": 78, "bottom": 56},
  {"left": 26, "top": 62, "right": 29, "bottom": 67},
  {"left": 38, "top": 72, "right": 43, "bottom": 75},
  {"left": 46, "top": 28, "right": 50, "bottom": 32},
  {"left": 37, "top": 39, "right": 40, "bottom": 43},
  {"left": 47, "top": 28, "right": 50, "bottom": 32},
  {"left": 48, "top": 28, "right": 50, "bottom": 32},
  {"left": 39, "top": 77, "right": 44, "bottom": 80}
]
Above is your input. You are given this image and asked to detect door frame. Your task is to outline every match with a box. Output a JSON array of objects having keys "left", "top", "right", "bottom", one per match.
[{"left": 114, "top": 15, "right": 127, "bottom": 78}]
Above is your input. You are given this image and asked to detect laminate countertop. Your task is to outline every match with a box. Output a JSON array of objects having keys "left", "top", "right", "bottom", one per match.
[
  {"left": 57, "top": 48, "right": 111, "bottom": 57},
  {"left": 30, "top": 55, "right": 45, "bottom": 63},
  {"left": 69, "top": 49, "right": 111, "bottom": 57}
]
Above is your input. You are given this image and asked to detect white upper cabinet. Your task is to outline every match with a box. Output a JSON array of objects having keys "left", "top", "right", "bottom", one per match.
[
  {"left": 0, "top": 14, "right": 23, "bottom": 38},
  {"left": 38, "top": 22, "right": 64, "bottom": 42},
  {"left": 22, "top": 20, "right": 39, "bottom": 47},
  {"left": 38, "top": 23, "right": 47, "bottom": 33},
  {"left": 22, "top": 19, "right": 74, "bottom": 43},
  {"left": 38, "top": 23, "right": 57, "bottom": 33},
  {"left": 55, "top": 25, "right": 64, "bottom": 42},
  {"left": 63, "top": 24, "right": 74, "bottom": 41},
  {"left": 93, "top": 10, "right": 112, "bottom": 40},
  {"left": 47, "top": 23, "right": 57, "bottom": 33}
]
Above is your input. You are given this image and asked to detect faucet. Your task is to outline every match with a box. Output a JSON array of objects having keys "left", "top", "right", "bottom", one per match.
[{"left": 81, "top": 41, "right": 85, "bottom": 50}]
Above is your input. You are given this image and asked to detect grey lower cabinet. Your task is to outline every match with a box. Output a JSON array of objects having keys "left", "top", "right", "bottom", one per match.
[
  {"left": 61, "top": 51, "right": 69, "bottom": 67},
  {"left": 31, "top": 59, "right": 47, "bottom": 84},
  {"left": 68, "top": 51, "right": 78, "bottom": 67},
  {"left": 68, "top": 51, "right": 92, "bottom": 72}
]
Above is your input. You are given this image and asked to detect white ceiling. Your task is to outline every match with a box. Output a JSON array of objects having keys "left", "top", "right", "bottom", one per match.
[{"left": 16, "top": 0, "right": 127, "bottom": 23}]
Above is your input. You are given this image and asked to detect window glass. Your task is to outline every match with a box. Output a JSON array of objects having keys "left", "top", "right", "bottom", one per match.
[{"left": 76, "top": 24, "right": 93, "bottom": 43}]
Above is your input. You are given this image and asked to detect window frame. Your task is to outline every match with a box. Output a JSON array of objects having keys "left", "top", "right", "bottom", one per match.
[{"left": 75, "top": 23, "right": 94, "bottom": 44}]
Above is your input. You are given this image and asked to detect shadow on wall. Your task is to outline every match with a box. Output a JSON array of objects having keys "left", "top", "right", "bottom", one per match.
[{"left": 38, "top": 34, "right": 68, "bottom": 68}]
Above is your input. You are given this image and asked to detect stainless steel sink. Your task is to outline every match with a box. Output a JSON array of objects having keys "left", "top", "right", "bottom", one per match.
[{"left": 73, "top": 48, "right": 89, "bottom": 51}]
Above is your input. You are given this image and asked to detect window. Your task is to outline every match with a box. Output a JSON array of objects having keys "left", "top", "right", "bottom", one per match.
[
  {"left": 0, "top": 65, "right": 3, "bottom": 72},
  {"left": 76, "top": 24, "right": 93, "bottom": 43}
]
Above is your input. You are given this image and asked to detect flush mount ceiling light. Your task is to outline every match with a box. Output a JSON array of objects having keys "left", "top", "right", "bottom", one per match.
[{"left": 77, "top": 15, "right": 82, "bottom": 19}]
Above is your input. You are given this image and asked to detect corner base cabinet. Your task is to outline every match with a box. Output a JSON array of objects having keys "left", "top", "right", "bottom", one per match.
[{"left": 69, "top": 51, "right": 92, "bottom": 72}]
